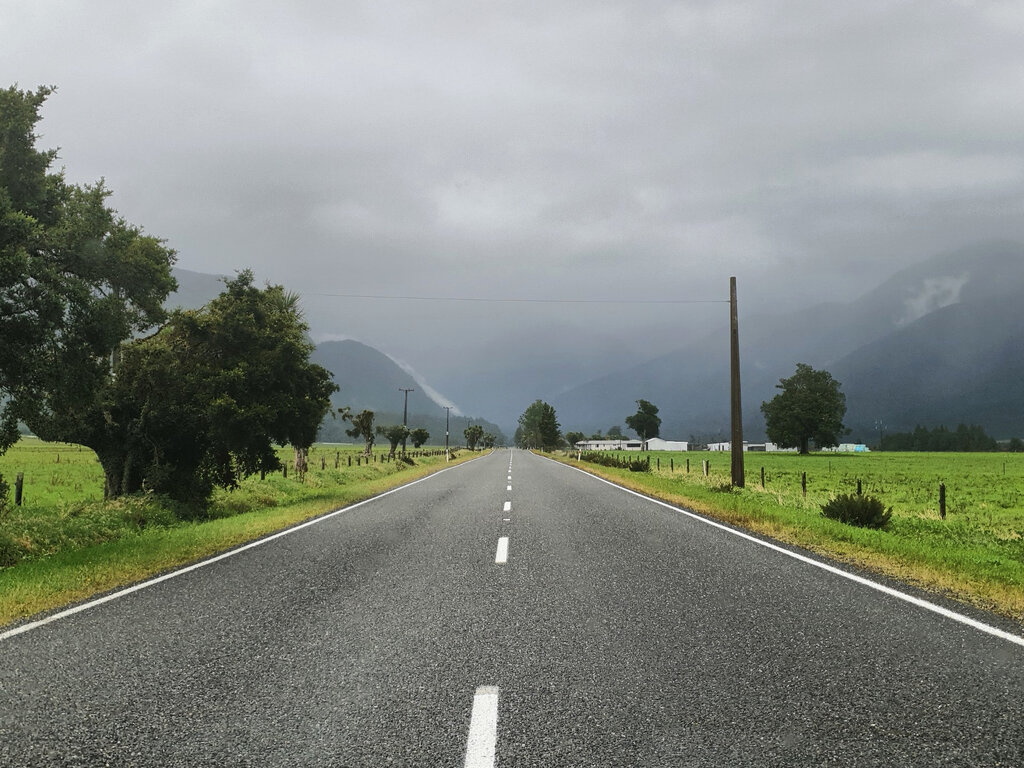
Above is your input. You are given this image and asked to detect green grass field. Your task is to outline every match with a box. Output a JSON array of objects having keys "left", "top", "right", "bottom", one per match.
[
  {"left": 558, "top": 449, "right": 1024, "bottom": 626},
  {"left": 0, "top": 438, "right": 473, "bottom": 626}
]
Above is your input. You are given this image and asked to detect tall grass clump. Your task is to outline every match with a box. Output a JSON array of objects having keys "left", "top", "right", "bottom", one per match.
[{"left": 821, "top": 493, "right": 892, "bottom": 530}]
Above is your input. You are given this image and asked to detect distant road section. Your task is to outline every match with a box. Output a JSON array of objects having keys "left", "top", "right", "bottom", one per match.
[{"left": 2, "top": 449, "right": 1022, "bottom": 766}]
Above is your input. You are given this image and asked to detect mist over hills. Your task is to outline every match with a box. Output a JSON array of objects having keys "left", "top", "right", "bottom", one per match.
[
  {"left": 165, "top": 270, "right": 504, "bottom": 444},
  {"left": 167, "top": 240, "right": 1024, "bottom": 445},
  {"left": 311, "top": 340, "right": 506, "bottom": 444},
  {"left": 552, "top": 241, "right": 1024, "bottom": 442}
]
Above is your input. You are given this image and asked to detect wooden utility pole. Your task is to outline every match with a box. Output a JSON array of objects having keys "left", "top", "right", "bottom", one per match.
[
  {"left": 443, "top": 405, "right": 453, "bottom": 461},
  {"left": 730, "top": 276, "right": 745, "bottom": 487},
  {"left": 399, "top": 387, "right": 414, "bottom": 453}
]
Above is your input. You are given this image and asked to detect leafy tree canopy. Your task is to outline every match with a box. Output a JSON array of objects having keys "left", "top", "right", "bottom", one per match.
[
  {"left": 625, "top": 399, "right": 661, "bottom": 443},
  {"left": 516, "top": 400, "right": 561, "bottom": 449},
  {"left": 1, "top": 85, "right": 176, "bottom": 453},
  {"left": 61, "top": 271, "right": 336, "bottom": 506},
  {"left": 409, "top": 427, "right": 430, "bottom": 448},
  {"left": 343, "top": 408, "right": 376, "bottom": 455},
  {"left": 481, "top": 432, "right": 496, "bottom": 449},
  {"left": 464, "top": 423, "right": 484, "bottom": 450},
  {"left": 377, "top": 424, "right": 411, "bottom": 456},
  {"left": 607, "top": 425, "right": 623, "bottom": 438},
  {"left": 761, "top": 363, "right": 847, "bottom": 454},
  {"left": 564, "top": 431, "right": 586, "bottom": 447}
]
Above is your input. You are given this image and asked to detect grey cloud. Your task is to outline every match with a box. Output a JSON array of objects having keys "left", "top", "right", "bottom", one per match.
[{"left": 5, "top": 0, "right": 1024, "bottom": 420}]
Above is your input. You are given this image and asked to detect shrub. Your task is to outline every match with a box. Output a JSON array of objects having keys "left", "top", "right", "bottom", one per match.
[
  {"left": 628, "top": 456, "right": 651, "bottom": 473},
  {"left": 821, "top": 493, "right": 892, "bottom": 530},
  {"left": 579, "top": 452, "right": 651, "bottom": 472},
  {"left": 0, "top": 472, "right": 9, "bottom": 518},
  {"left": 0, "top": 530, "right": 29, "bottom": 568}
]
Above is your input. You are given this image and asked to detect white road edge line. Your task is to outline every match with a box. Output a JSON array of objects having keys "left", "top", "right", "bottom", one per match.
[
  {"left": 549, "top": 456, "right": 1024, "bottom": 648},
  {"left": 495, "top": 537, "right": 509, "bottom": 564},
  {"left": 0, "top": 458, "right": 479, "bottom": 643},
  {"left": 464, "top": 685, "right": 500, "bottom": 768}
]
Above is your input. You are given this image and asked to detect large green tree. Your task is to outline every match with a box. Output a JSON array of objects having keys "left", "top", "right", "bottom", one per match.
[
  {"left": 343, "top": 409, "right": 376, "bottom": 455},
  {"left": 1, "top": 85, "right": 176, "bottom": 453},
  {"left": 516, "top": 400, "right": 561, "bottom": 449},
  {"left": 409, "top": 427, "right": 430, "bottom": 448},
  {"left": 464, "top": 424, "right": 484, "bottom": 450},
  {"left": 625, "top": 399, "right": 661, "bottom": 444},
  {"left": 564, "top": 430, "right": 586, "bottom": 447},
  {"left": 61, "top": 272, "right": 336, "bottom": 505},
  {"left": 761, "top": 363, "right": 847, "bottom": 454},
  {"left": 377, "top": 424, "right": 411, "bottom": 457}
]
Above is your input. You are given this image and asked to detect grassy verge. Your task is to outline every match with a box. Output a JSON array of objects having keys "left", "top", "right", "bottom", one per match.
[
  {"left": 0, "top": 442, "right": 478, "bottom": 628},
  {"left": 548, "top": 450, "right": 1024, "bottom": 628}
]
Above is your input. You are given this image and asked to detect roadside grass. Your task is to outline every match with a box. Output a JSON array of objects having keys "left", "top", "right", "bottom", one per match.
[
  {"left": 551, "top": 450, "right": 1024, "bottom": 627},
  {"left": 0, "top": 440, "right": 476, "bottom": 628}
]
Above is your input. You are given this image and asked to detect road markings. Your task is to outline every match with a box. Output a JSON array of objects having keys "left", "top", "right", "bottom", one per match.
[
  {"left": 507, "top": 485, "right": 512, "bottom": 491},
  {"left": 464, "top": 685, "right": 499, "bottom": 768},
  {"left": 553, "top": 458, "right": 1024, "bottom": 649},
  {"left": 503, "top": 501, "right": 511, "bottom": 512},
  {"left": 495, "top": 537, "right": 509, "bottom": 564}
]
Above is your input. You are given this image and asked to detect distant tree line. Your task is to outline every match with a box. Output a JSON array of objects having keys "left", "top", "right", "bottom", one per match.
[{"left": 879, "top": 424, "right": 998, "bottom": 452}]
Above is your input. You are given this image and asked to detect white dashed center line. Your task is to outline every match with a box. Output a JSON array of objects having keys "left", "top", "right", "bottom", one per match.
[
  {"left": 503, "top": 501, "right": 511, "bottom": 512},
  {"left": 506, "top": 485, "right": 512, "bottom": 491},
  {"left": 464, "top": 685, "right": 499, "bottom": 767},
  {"left": 495, "top": 537, "right": 509, "bottom": 564}
]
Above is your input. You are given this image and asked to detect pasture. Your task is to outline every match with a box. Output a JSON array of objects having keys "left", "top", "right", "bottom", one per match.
[{"left": 563, "top": 449, "right": 1024, "bottom": 625}]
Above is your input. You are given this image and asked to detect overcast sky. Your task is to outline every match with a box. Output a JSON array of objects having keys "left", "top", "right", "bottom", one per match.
[{"left": 5, "top": 1, "right": 1024, "bottom": 415}]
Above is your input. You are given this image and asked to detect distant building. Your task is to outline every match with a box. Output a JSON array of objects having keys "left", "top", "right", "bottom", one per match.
[
  {"left": 707, "top": 441, "right": 792, "bottom": 452},
  {"left": 828, "top": 443, "right": 871, "bottom": 453},
  {"left": 575, "top": 439, "right": 643, "bottom": 451},
  {"left": 707, "top": 441, "right": 740, "bottom": 451},
  {"left": 643, "top": 438, "right": 689, "bottom": 451},
  {"left": 574, "top": 437, "right": 689, "bottom": 451}
]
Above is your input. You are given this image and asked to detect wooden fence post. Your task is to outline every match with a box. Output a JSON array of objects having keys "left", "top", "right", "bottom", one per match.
[
  {"left": 760, "top": 466, "right": 765, "bottom": 488},
  {"left": 801, "top": 472, "right": 807, "bottom": 498},
  {"left": 940, "top": 483, "right": 946, "bottom": 519},
  {"left": 15, "top": 472, "right": 24, "bottom": 506}
]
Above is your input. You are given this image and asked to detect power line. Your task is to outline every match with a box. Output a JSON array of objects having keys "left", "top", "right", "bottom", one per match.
[{"left": 303, "top": 292, "right": 727, "bottom": 305}]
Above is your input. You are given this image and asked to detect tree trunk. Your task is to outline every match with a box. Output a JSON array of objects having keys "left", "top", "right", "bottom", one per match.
[{"left": 293, "top": 445, "right": 308, "bottom": 475}]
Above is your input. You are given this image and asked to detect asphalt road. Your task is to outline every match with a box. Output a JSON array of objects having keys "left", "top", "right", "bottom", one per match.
[{"left": 2, "top": 448, "right": 1023, "bottom": 766}]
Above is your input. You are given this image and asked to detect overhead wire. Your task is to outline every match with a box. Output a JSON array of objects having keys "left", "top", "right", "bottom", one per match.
[{"left": 303, "top": 292, "right": 728, "bottom": 305}]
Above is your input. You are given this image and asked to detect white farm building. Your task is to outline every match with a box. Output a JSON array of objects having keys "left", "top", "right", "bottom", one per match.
[{"left": 574, "top": 438, "right": 688, "bottom": 451}]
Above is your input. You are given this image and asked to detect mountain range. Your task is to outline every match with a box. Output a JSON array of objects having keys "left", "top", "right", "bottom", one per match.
[
  {"left": 165, "top": 273, "right": 505, "bottom": 444},
  {"left": 551, "top": 241, "right": 1024, "bottom": 442},
  {"left": 168, "top": 240, "right": 1024, "bottom": 444}
]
